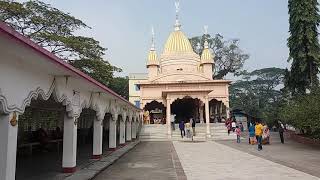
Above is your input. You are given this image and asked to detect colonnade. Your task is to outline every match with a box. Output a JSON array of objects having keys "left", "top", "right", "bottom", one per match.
[{"left": 0, "top": 110, "right": 142, "bottom": 179}]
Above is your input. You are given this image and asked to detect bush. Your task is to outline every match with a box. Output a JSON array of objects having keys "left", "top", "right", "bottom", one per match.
[{"left": 281, "top": 89, "right": 320, "bottom": 139}]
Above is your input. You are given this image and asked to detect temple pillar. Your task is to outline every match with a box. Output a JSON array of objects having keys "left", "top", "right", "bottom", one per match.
[
  {"left": 119, "top": 120, "right": 125, "bottom": 144},
  {"left": 220, "top": 101, "right": 223, "bottom": 118},
  {"left": 109, "top": 115, "right": 117, "bottom": 150},
  {"left": 92, "top": 116, "right": 103, "bottom": 159},
  {"left": 132, "top": 121, "right": 137, "bottom": 139},
  {"left": 166, "top": 98, "right": 171, "bottom": 137},
  {"left": 205, "top": 97, "right": 211, "bottom": 138},
  {"left": 126, "top": 121, "right": 132, "bottom": 141},
  {"left": 0, "top": 112, "right": 18, "bottom": 180},
  {"left": 62, "top": 114, "right": 77, "bottom": 173},
  {"left": 226, "top": 102, "right": 230, "bottom": 119},
  {"left": 200, "top": 105, "right": 204, "bottom": 123}
]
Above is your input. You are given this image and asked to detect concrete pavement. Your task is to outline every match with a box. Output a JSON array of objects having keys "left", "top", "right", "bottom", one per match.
[
  {"left": 173, "top": 141, "right": 319, "bottom": 180},
  {"left": 93, "top": 141, "right": 186, "bottom": 180}
]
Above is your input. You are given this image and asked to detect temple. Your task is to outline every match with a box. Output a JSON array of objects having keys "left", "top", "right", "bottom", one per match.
[{"left": 129, "top": 5, "right": 231, "bottom": 138}]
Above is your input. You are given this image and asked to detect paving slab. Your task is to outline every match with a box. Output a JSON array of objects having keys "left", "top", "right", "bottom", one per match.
[
  {"left": 93, "top": 141, "right": 186, "bottom": 180},
  {"left": 217, "top": 132, "right": 320, "bottom": 178},
  {"left": 65, "top": 141, "right": 140, "bottom": 180},
  {"left": 173, "top": 141, "right": 319, "bottom": 180}
]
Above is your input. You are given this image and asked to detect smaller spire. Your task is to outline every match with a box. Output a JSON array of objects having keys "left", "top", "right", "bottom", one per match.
[
  {"left": 201, "top": 25, "right": 213, "bottom": 63},
  {"left": 151, "top": 26, "right": 155, "bottom": 51},
  {"left": 203, "top": 25, "right": 209, "bottom": 49},
  {"left": 174, "top": 0, "right": 181, "bottom": 31}
]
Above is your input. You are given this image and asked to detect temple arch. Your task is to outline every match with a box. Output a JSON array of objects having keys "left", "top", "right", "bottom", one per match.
[
  {"left": 143, "top": 100, "right": 165, "bottom": 124},
  {"left": 171, "top": 96, "right": 203, "bottom": 123}
]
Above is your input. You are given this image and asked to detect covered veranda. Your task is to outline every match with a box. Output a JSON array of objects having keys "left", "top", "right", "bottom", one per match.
[{"left": 0, "top": 22, "right": 142, "bottom": 180}]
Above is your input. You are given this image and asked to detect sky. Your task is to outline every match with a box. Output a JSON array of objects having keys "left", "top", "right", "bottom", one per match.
[{"left": 42, "top": 0, "right": 290, "bottom": 77}]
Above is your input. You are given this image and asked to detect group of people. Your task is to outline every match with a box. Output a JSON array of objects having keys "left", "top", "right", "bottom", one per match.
[
  {"left": 179, "top": 118, "right": 196, "bottom": 138},
  {"left": 170, "top": 113, "right": 196, "bottom": 139},
  {"left": 231, "top": 120, "right": 285, "bottom": 151}
]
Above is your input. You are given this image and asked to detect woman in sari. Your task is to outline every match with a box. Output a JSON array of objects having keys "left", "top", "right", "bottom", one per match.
[{"left": 262, "top": 123, "right": 270, "bottom": 144}]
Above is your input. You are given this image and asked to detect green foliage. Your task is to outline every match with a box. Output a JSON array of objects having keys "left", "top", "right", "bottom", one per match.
[
  {"left": 286, "top": 0, "right": 320, "bottom": 94},
  {"left": 69, "top": 59, "right": 121, "bottom": 86},
  {"left": 0, "top": 0, "right": 106, "bottom": 60},
  {"left": 0, "top": 0, "right": 124, "bottom": 89},
  {"left": 189, "top": 34, "right": 249, "bottom": 79},
  {"left": 108, "top": 77, "right": 129, "bottom": 100},
  {"left": 230, "top": 67, "right": 285, "bottom": 125},
  {"left": 281, "top": 89, "right": 320, "bottom": 139}
]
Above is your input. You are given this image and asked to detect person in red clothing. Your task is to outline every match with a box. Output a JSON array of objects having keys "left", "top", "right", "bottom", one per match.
[{"left": 235, "top": 126, "right": 241, "bottom": 143}]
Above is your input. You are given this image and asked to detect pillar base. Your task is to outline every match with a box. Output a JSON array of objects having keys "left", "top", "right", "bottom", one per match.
[
  {"left": 91, "top": 154, "right": 102, "bottom": 160},
  {"left": 119, "top": 143, "right": 126, "bottom": 147},
  {"left": 109, "top": 148, "right": 117, "bottom": 151},
  {"left": 62, "top": 167, "right": 76, "bottom": 173}
]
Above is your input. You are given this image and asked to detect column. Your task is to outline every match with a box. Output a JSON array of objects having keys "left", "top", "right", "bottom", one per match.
[
  {"left": 62, "top": 114, "right": 77, "bottom": 173},
  {"left": 92, "top": 116, "right": 103, "bottom": 159},
  {"left": 132, "top": 121, "right": 136, "bottom": 139},
  {"left": 226, "top": 102, "right": 230, "bottom": 119},
  {"left": 199, "top": 105, "right": 204, "bottom": 123},
  {"left": 126, "top": 121, "right": 132, "bottom": 141},
  {"left": 119, "top": 120, "right": 125, "bottom": 144},
  {"left": 205, "top": 97, "right": 211, "bottom": 138},
  {"left": 109, "top": 115, "right": 117, "bottom": 150},
  {"left": 220, "top": 101, "right": 223, "bottom": 118},
  {"left": 0, "top": 112, "right": 18, "bottom": 180},
  {"left": 166, "top": 98, "right": 171, "bottom": 137}
]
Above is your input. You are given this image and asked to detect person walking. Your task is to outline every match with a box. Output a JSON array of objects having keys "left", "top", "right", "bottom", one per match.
[
  {"left": 185, "top": 120, "right": 191, "bottom": 138},
  {"left": 248, "top": 123, "right": 255, "bottom": 145},
  {"left": 235, "top": 126, "right": 241, "bottom": 143},
  {"left": 179, "top": 120, "right": 185, "bottom": 138},
  {"left": 278, "top": 122, "right": 285, "bottom": 144},
  {"left": 170, "top": 113, "right": 176, "bottom": 131},
  {"left": 231, "top": 120, "right": 236, "bottom": 132},
  {"left": 255, "top": 121, "right": 264, "bottom": 151},
  {"left": 191, "top": 117, "right": 196, "bottom": 136},
  {"left": 227, "top": 121, "right": 231, "bottom": 135}
]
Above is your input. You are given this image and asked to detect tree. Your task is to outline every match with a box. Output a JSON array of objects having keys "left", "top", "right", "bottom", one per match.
[
  {"left": 281, "top": 88, "right": 320, "bottom": 139},
  {"left": 189, "top": 34, "right": 249, "bottom": 79},
  {"left": 108, "top": 77, "right": 129, "bottom": 99},
  {"left": 286, "top": 0, "right": 320, "bottom": 94},
  {"left": 230, "top": 67, "right": 285, "bottom": 124},
  {"left": 0, "top": 0, "right": 121, "bottom": 87}
]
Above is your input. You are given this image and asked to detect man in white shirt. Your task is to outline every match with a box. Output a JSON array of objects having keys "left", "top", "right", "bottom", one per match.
[{"left": 170, "top": 114, "right": 176, "bottom": 131}]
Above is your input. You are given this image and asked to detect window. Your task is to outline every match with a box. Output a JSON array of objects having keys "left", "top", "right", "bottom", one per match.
[
  {"left": 134, "top": 100, "right": 140, "bottom": 108},
  {"left": 135, "top": 84, "right": 140, "bottom": 91}
]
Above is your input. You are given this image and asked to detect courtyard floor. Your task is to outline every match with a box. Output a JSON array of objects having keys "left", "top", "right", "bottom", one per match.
[
  {"left": 93, "top": 141, "right": 186, "bottom": 180},
  {"left": 94, "top": 134, "right": 320, "bottom": 180}
]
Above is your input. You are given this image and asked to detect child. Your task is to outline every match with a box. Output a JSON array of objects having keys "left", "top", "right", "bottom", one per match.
[
  {"left": 185, "top": 120, "right": 192, "bottom": 138},
  {"left": 235, "top": 126, "right": 241, "bottom": 143}
]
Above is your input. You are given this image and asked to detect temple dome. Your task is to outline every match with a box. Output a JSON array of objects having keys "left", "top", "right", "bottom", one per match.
[
  {"left": 147, "top": 50, "right": 158, "bottom": 67},
  {"left": 163, "top": 30, "right": 194, "bottom": 54},
  {"left": 200, "top": 41, "right": 214, "bottom": 64}
]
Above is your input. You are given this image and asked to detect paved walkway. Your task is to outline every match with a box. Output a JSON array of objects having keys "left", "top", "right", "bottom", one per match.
[
  {"left": 173, "top": 141, "right": 319, "bottom": 180},
  {"left": 217, "top": 132, "right": 320, "bottom": 178},
  {"left": 93, "top": 142, "right": 186, "bottom": 180}
]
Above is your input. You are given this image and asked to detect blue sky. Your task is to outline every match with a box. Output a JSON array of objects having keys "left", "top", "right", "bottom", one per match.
[{"left": 42, "top": 0, "right": 290, "bottom": 77}]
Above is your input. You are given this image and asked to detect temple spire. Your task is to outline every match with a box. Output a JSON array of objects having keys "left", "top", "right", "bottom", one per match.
[
  {"left": 151, "top": 26, "right": 155, "bottom": 51},
  {"left": 174, "top": 0, "right": 181, "bottom": 31},
  {"left": 203, "top": 25, "right": 209, "bottom": 49}
]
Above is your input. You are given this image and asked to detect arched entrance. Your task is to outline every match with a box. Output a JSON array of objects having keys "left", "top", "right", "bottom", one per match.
[
  {"left": 143, "top": 101, "right": 165, "bottom": 124},
  {"left": 16, "top": 95, "right": 65, "bottom": 180},
  {"left": 171, "top": 97, "right": 202, "bottom": 123},
  {"left": 209, "top": 99, "right": 227, "bottom": 123}
]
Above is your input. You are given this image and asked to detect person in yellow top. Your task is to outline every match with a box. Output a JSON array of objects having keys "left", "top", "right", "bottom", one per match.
[{"left": 255, "top": 121, "right": 264, "bottom": 151}]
